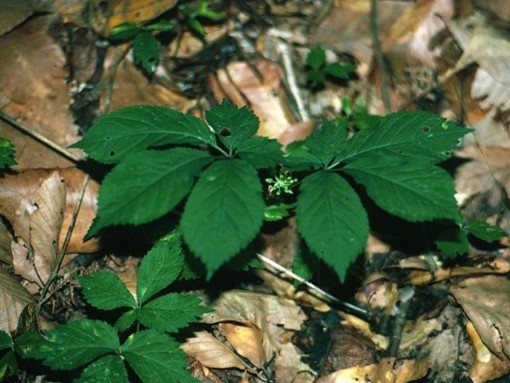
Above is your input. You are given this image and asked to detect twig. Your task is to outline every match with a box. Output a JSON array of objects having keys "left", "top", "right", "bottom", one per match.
[
  {"left": 36, "top": 174, "right": 91, "bottom": 315},
  {"left": 268, "top": 29, "right": 310, "bottom": 122},
  {"left": 0, "top": 111, "right": 81, "bottom": 163},
  {"left": 256, "top": 253, "right": 368, "bottom": 317},
  {"left": 370, "top": 0, "right": 392, "bottom": 114}
]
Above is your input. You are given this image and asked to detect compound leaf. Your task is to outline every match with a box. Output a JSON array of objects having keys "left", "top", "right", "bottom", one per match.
[
  {"left": 205, "top": 100, "right": 259, "bottom": 151},
  {"left": 72, "top": 106, "right": 214, "bottom": 164},
  {"left": 88, "top": 148, "right": 213, "bottom": 237},
  {"left": 137, "top": 293, "right": 209, "bottom": 333},
  {"left": 181, "top": 159, "right": 264, "bottom": 278},
  {"left": 133, "top": 31, "right": 159, "bottom": 74},
  {"left": 296, "top": 171, "right": 368, "bottom": 281},
  {"left": 77, "top": 272, "right": 136, "bottom": 310},
  {"left": 122, "top": 329, "right": 197, "bottom": 383},
  {"left": 236, "top": 135, "right": 283, "bottom": 168},
  {"left": 344, "top": 154, "right": 461, "bottom": 222},
  {"left": 137, "top": 233, "right": 184, "bottom": 305},
  {"left": 16, "top": 320, "right": 119, "bottom": 370},
  {"left": 75, "top": 355, "right": 127, "bottom": 383},
  {"left": 337, "top": 111, "right": 472, "bottom": 164}
]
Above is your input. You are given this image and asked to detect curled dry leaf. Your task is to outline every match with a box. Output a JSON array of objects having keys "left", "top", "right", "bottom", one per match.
[
  {"left": 202, "top": 290, "right": 309, "bottom": 383},
  {"left": 466, "top": 321, "right": 510, "bottom": 383},
  {"left": 0, "top": 168, "right": 99, "bottom": 257},
  {"left": 450, "top": 275, "right": 510, "bottom": 360},
  {"left": 218, "top": 321, "right": 265, "bottom": 369},
  {"left": 12, "top": 172, "right": 65, "bottom": 286},
  {"left": 181, "top": 330, "right": 247, "bottom": 371},
  {"left": 0, "top": 268, "right": 34, "bottom": 333}
]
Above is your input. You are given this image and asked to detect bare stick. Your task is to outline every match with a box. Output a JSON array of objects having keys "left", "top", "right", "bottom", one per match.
[
  {"left": 0, "top": 111, "right": 82, "bottom": 163},
  {"left": 257, "top": 253, "right": 368, "bottom": 317},
  {"left": 370, "top": 0, "right": 392, "bottom": 114}
]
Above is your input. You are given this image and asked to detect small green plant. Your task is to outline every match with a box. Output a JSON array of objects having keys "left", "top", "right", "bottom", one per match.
[
  {"left": 72, "top": 100, "right": 472, "bottom": 281},
  {"left": 6, "top": 233, "right": 208, "bottom": 382},
  {"left": 108, "top": 0, "right": 225, "bottom": 74},
  {"left": 435, "top": 220, "right": 507, "bottom": 258},
  {"left": 306, "top": 45, "right": 356, "bottom": 89},
  {"left": 0, "top": 137, "right": 16, "bottom": 169}
]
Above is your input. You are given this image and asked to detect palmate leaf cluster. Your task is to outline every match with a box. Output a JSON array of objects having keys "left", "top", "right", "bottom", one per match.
[
  {"left": 4, "top": 234, "right": 207, "bottom": 383},
  {"left": 73, "top": 100, "right": 471, "bottom": 281}
]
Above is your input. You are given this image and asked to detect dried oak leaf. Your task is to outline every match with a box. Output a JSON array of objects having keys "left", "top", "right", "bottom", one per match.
[{"left": 450, "top": 275, "right": 510, "bottom": 360}]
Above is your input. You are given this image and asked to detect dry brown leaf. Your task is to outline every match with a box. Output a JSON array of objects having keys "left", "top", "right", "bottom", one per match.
[
  {"left": 442, "top": 11, "right": 510, "bottom": 84},
  {"left": 0, "top": 16, "right": 82, "bottom": 169},
  {"left": 0, "top": 168, "right": 99, "bottom": 256},
  {"left": 0, "top": 219, "right": 13, "bottom": 265},
  {"left": 101, "top": 56, "right": 193, "bottom": 111},
  {"left": 181, "top": 331, "right": 247, "bottom": 371},
  {"left": 450, "top": 275, "right": 510, "bottom": 360},
  {"left": 218, "top": 321, "right": 265, "bottom": 369},
  {"left": 0, "top": 268, "right": 34, "bottom": 333},
  {"left": 467, "top": 321, "right": 510, "bottom": 383},
  {"left": 203, "top": 290, "right": 308, "bottom": 383}
]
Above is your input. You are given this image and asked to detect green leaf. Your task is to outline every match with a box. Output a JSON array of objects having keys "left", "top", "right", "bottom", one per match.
[
  {"left": 115, "top": 309, "right": 137, "bottom": 330},
  {"left": 344, "top": 154, "right": 461, "bottom": 222},
  {"left": 187, "top": 17, "right": 206, "bottom": 36},
  {"left": 181, "top": 159, "right": 265, "bottom": 278},
  {"left": 72, "top": 105, "right": 214, "bottom": 164},
  {"left": 137, "top": 293, "right": 209, "bottom": 333},
  {"left": 307, "top": 70, "right": 325, "bottom": 87},
  {"left": 146, "top": 20, "right": 176, "bottom": 32},
  {"left": 236, "top": 136, "right": 283, "bottom": 168},
  {"left": 0, "top": 331, "right": 11, "bottom": 351},
  {"left": 0, "top": 138, "right": 16, "bottom": 168},
  {"left": 137, "top": 233, "right": 184, "bottom": 305},
  {"left": 122, "top": 329, "right": 197, "bottom": 383},
  {"left": 75, "top": 355, "right": 128, "bottom": 383},
  {"left": 0, "top": 331, "right": 16, "bottom": 379},
  {"left": 16, "top": 320, "right": 119, "bottom": 370},
  {"left": 88, "top": 148, "right": 213, "bottom": 237},
  {"left": 77, "top": 272, "right": 136, "bottom": 310},
  {"left": 296, "top": 171, "right": 368, "bottom": 281},
  {"left": 284, "top": 141, "right": 323, "bottom": 171},
  {"left": 337, "top": 112, "right": 472, "bottom": 164},
  {"left": 436, "top": 228, "right": 469, "bottom": 258},
  {"left": 192, "top": 0, "right": 225, "bottom": 21},
  {"left": 323, "top": 62, "right": 355, "bottom": 79},
  {"left": 133, "top": 31, "right": 159, "bottom": 74},
  {"left": 205, "top": 100, "right": 259, "bottom": 151},
  {"left": 464, "top": 220, "right": 507, "bottom": 242},
  {"left": 305, "top": 120, "right": 347, "bottom": 166},
  {"left": 306, "top": 45, "right": 326, "bottom": 71},
  {"left": 264, "top": 203, "right": 294, "bottom": 221},
  {"left": 108, "top": 22, "right": 141, "bottom": 41}
]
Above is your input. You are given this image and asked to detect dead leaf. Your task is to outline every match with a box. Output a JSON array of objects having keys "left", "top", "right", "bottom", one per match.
[
  {"left": 0, "top": 268, "right": 34, "bottom": 333},
  {"left": 0, "top": 219, "right": 13, "bottom": 264},
  {"left": 181, "top": 331, "right": 247, "bottom": 371},
  {"left": 442, "top": 11, "right": 510, "bottom": 84},
  {"left": 203, "top": 290, "right": 308, "bottom": 383},
  {"left": 467, "top": 320, "right": 510, "bottom": 383},
  {"left": 218, "top": 321, "right": 265, "bottom": 369},
  {"left": 0, "top": 168, "right": 99, "bottom": 256},
  {"left": 0, "top": 16, "right": 82, "bottom": 169},
  {"left": 450, "top": 275, "right": 510, "bottom": 360}
]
